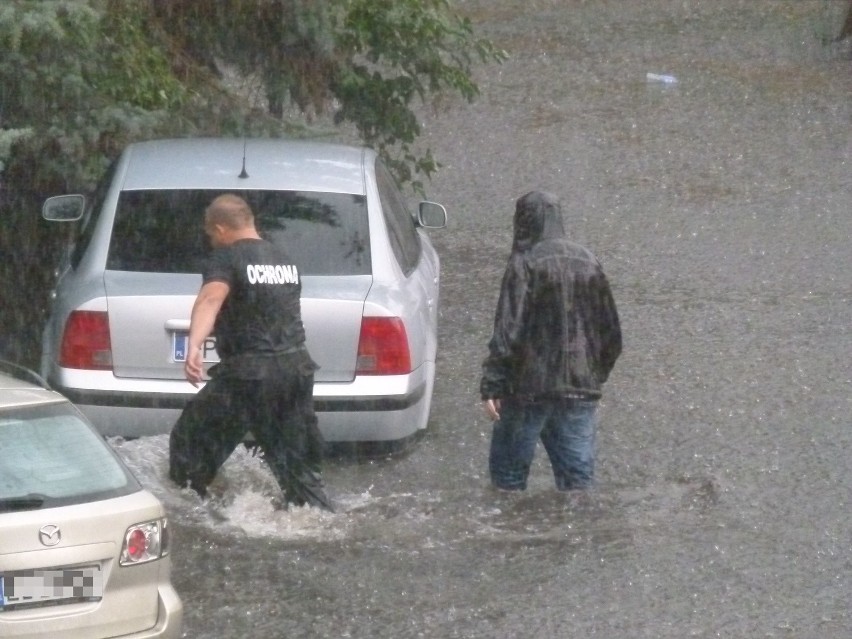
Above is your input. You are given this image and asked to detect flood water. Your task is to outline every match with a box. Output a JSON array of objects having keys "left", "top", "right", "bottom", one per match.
[{"left": 114, "top": 1, "right": 852, "bottom": 637}]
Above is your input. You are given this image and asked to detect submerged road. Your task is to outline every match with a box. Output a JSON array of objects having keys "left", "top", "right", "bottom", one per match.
[{"left": 114, "top": 2, "right": 852, "bottom": 637}]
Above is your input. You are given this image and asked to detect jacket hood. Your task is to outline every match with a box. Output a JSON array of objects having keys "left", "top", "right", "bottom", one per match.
[{"left": 512, "top": 191, "right": 565, "bottom": 252}]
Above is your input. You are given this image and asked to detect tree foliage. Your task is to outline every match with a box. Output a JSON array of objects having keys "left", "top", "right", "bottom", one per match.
[
  {"left": 0, "top": 0, "right": 504, "bottom": 365},
  {"left": 333, "top": 0, "right": 502, "bottom": 185},
  {"left": 0, "top": 1, "right": 160, "bottom": 363},
  {"left": 148, "top": 0, "right": 505, "bottom": 188}
]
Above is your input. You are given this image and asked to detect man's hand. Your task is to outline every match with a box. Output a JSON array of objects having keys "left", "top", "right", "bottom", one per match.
[
  {"left": 183, "top": 280, "right": 229, "bottom": 387},
  {"left": 483, "top": 398, "right": 501, "bottom": 421},
  {"left": 184, "top": 347, "right": 204, "bottom": 387}
]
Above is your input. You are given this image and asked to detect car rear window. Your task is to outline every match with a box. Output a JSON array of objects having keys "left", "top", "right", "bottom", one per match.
[
  {"left": 107, "top": 189, "right": 370, "bottom": 275},
  {"left": 0, "top": 402, "right": 138, "bottom": 510}
]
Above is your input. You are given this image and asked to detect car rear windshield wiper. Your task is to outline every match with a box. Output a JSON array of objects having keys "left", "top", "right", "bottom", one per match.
[{"left": 0, "top": 494, "right": 47, "bottom": 512}]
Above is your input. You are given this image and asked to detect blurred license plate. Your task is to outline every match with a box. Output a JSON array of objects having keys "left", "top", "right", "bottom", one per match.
[
  {"left": 0, "top": 566, "right": 102, "bottom": 609},
  {"left": 172, "top": 332, "right": 219, "bottom": 363}
]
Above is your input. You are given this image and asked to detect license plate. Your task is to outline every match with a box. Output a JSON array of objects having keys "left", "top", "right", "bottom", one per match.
[
  {"left": 1, "top": 566, "right": 103, "bottom": 610},
  {"left": 172, "top": 332, "right": 219, "bottom": 363}
]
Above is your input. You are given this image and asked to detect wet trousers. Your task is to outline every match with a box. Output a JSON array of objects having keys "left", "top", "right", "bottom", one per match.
[
  {"left": 168, "top": 368, "right": 331, "bottom": 510},
  {"left": 489, "top": 397, "right": 597, "bottom": 491}
]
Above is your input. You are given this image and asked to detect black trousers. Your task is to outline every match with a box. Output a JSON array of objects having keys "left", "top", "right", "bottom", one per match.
[{"left": 168, "top": 364, "right": 331, "bottom": 510}]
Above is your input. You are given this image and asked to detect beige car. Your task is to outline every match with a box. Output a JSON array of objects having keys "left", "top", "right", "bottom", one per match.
[{"left": 0, "top": 364, "right": 182, "bottom": 638}]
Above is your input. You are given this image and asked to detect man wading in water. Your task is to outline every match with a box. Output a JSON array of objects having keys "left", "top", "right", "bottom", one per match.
[
  {"left": 169, "top": 193, "right": 332, "bottom": 511},
  {"left": 481, "top": 191, "right": 622, "bottom": 492}
]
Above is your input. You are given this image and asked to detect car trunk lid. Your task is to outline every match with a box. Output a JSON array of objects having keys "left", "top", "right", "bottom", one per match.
[{"left": 105, "top": 272, "right": 370, "bottom": 383}]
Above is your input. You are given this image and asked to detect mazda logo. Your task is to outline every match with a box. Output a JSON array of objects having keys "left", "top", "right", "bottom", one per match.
[{"left": 39, "top": 524, "right": 61, "bottom": 547}]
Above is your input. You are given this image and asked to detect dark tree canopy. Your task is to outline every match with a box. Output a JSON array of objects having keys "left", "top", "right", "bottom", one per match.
[
  {"left": 147, "top": 0, "right": 506, "bottom": 187},
  {"left": 0, "top": 0, "right": 505, "bottom": 366}
]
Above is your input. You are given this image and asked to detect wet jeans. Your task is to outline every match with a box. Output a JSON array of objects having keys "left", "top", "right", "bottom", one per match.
[
  {"left": 489, "top": 397, "right": 598, "bottom": 491},
  {"left": 168, "top": 365, "right": 332, "bottom": 511}
]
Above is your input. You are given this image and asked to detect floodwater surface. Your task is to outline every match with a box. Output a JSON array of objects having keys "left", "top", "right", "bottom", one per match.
[{"left": 115, "top": 1, "right": 852, "bottom": 637}]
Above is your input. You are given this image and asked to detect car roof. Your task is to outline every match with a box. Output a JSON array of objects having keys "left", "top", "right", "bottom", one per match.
[
  {"left": 0, "top": 371, "right": 66, "bottom": 410},
  {"left": 118, "top": 138, "right": 372, "bottom": 194}
]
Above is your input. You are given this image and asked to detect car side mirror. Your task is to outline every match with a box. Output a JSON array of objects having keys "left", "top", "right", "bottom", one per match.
[
  {"left": 417, "top": 201, "right": 447, "bottom": 229},
  {"left": 43, "top": 194, "right": 86, "bottom": 222}
]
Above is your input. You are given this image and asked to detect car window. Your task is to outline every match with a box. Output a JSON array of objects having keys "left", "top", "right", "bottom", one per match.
[
  {"left": 0, "top": 402, "right": 138, "bottom": 509},
  {"left": 70, "top": 159, "right": 118, "bottom": 269},
  {"left": 254, "top": 191, "right": 370, "bottom": 276},
  {"left": 375, "top": 162, "right": 421, "bottom": 275},
  {"left": 107, "top": 189, "right": 370, "bottom": 275}
]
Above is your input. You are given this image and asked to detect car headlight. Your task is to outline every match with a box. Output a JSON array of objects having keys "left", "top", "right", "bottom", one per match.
[{"left": 119, "top": 518, "right": 170, "bottom": 566}]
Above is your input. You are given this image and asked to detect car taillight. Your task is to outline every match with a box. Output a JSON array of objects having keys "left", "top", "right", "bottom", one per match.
[
  {"left": 356, "top": 317, "right": 411, "bottom": 375},
  {"left": 59, "top": 310, "right": 112, "bottom": 369},
  {"left": 120, "top": 518, "right": 169, "bottom": 566}
]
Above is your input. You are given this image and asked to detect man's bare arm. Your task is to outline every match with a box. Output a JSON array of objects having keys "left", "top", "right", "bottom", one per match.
[{"left": 184, "top": 280, "right": 230, "bottom": 386}]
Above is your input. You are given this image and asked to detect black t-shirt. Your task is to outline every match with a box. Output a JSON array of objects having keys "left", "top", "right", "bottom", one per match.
[{"left": 204, "top": 238, "right": 310, "bottom": 374}]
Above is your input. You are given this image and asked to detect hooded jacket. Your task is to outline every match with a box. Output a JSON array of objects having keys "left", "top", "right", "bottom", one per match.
[{"left": 480, "top": 191, "right": 622, "bottom": 400}]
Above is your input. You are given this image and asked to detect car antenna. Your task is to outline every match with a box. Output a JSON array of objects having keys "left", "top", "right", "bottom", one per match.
[{"left": 238, "top": 138, "right": 249, "bottom": 179}]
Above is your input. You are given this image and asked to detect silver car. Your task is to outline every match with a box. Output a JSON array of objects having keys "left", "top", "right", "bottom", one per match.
[
  {"left": 41, "top": 138, "right": 447, "bottom": 444},
  {"left": 0, "top": 364, "right": 182, "bottom": 638}
]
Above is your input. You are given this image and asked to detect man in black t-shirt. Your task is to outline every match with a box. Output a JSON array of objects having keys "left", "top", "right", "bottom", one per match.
[{"left": 168, "top": 194, "right": 332, "bottom": 511}]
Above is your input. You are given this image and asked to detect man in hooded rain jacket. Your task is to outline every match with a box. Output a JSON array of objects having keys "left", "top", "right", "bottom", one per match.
[{"left": 480, "top": 191, "right": 622, "bottom": 491}]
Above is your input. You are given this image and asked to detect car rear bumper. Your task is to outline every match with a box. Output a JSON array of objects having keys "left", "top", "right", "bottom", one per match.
[
  {"left": 0, "top": 570, "right": 182, "bottom": 639},
  {"left": 50, "top": 364, "right": 434, "bottom": 442},
  {"left": 122, "top": 584, "right": 183, "bottom": 639}
]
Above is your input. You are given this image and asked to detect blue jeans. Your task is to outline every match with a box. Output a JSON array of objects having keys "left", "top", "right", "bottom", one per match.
[{"left": 489, "top": 397, "right": 598, "bottom": 491}]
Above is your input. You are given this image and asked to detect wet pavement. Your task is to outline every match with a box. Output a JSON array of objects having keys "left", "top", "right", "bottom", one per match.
[{"left": 114, "top": 1, "right": 852, "bottom": 637}]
